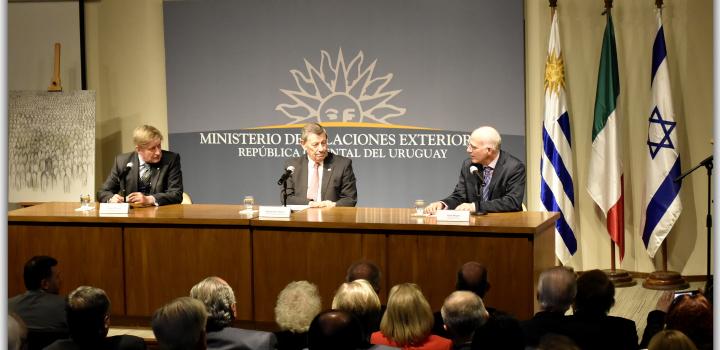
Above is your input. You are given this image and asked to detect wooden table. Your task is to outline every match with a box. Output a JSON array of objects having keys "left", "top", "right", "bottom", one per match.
[{"left": 8, "top": 203, "right": 558, "bottom": 321}]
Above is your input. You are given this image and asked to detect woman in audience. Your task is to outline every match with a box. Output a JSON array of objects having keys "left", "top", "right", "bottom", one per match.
[
  {"left": 648, "top": 330, "right": 697, "bottom": 350},
  {"left": 665, "top": 293, "right": 712, "bottom": 350},
  {"left": 274, "top": 281, "right": 322, "bottom": 350},
  {"left": 332, "top": 279, "right": 382, "bottom": 342},
  {"left": 370, "top": 283, "right": 451, "bottom": 350}
]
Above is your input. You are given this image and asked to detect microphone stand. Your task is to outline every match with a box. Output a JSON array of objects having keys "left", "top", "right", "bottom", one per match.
[
  {"left": 675, "top": 155, "right": 713, "bottom": 282},
  {"left": 282, "top": 181, "right": 289, "bottom": 207}
]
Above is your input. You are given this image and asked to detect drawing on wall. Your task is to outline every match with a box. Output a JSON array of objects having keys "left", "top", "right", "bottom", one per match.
[{"left": 9, "top": 91, "right": 96, "bottom": 202}]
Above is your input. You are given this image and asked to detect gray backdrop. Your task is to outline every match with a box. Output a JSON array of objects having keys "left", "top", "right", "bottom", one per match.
[{"left": 164, "top": 0, "right": 525, "bottom": 206}]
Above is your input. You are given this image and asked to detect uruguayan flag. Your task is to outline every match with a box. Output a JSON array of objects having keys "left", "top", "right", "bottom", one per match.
[
  {"left": 641, "top": 10, "right": 682, "bottom": 258},
  {"left": 540, "top": 11, "right": 577, "bottom": 265}
]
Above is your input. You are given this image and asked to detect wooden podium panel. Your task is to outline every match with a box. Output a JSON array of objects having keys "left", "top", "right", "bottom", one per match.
[{"left": 8, "top": 224, "right": 125, "bottom": 315}]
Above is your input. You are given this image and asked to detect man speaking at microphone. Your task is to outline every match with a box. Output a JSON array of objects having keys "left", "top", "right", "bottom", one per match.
[
  {"left": 282, "top": 122, "right": 357, "bottom": 207},
  {"left": 97, "top": 125, "right": 183, "bottom": 206},
  {"left": 425, "top": 126, "right": 524, "bottom": 214}
]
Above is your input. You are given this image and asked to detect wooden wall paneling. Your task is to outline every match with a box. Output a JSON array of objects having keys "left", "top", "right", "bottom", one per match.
[
  {"left": 123, "top": 226, "right": 252, "bottom": 318},
  {"left": 8, "top": 224, "right": 125, "bottom": 315}
]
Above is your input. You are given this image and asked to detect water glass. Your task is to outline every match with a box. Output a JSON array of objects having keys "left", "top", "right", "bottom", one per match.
[
  {"left": 80, "top": 194, "right": 92, "bottom": 208},
  {"left": 244, "top": 196, "right": 254, "bottom": 210},
  {"left": 414, "top": 199, "right": 425, "bottom": 215}
]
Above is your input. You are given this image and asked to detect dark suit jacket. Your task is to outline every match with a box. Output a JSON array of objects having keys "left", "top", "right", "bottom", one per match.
[
  {"left": 97, "top": 151, "right": 183, "bottom": 206},
  {"left": 9, "top": 290, "right": 68, "bottom": 332},
  {"left": 43, "top": 335, "right": 146, "bottom": 350},
  {"left": 274, "top": 331, "right": 307, "bottom": 350},
  {"left": 207, "top": 327, "right": 277, "bottom": 350},
  {"left": 283, "top": 152, "right": 357, "bottom": 206},
  {"left": 520, "top": 311, "right": 570, "bottom": 347},
  {"left": 441, "top": 151, "right": 525, "bottom": 213},
  {"left": 563, "top": 313, "right": 639, "bottom": 350}
]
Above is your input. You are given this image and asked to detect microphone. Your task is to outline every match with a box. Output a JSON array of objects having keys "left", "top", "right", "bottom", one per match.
[
  {"left": 118, "top": 162, "right": 133, "bottom": 197},
  {"left": 469, "top": 165, "right": 488, "bottom": 216},
  {"left": 470, "top": 165, "right": 484, "bottom": 187},
  {"left": 277, "top": 166, "right": 295, "bottom": 185},
  {"left": 119, "top": 162, "right": 134, "bottom": 179}
]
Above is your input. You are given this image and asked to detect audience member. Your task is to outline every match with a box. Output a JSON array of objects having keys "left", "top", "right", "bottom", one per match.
[
  {"left": 274, "top": 281, "right": 322, "bottom": 350},
  {"left": 370, "top": 283, "right": 452, "bottom": 350},
  {"left": 190, "top": 277, "right": 277, "bottom": 350},
  {"left": 152, "top": 297, "right": 208, "bottom": 350},
  {"left": 563, "top": 269, "right": 638, "bottom": 350},
  {"left": 520, "top": 266, "right": 576, "bottom": 347},
  {"left": 346, "top": 261, "right": 382, "bottom": 295},
  {"left": 536, "top": 334, "right": 580, "bottom": 350},
  {"left": 665, "top": 293, "right": 712, "bottom": 350},
  {"left": 44, "top": 286, "right": 145, "bottom": 350},
  {"left": 440, "top": 291, "right": 488, "bottom": 350},
  {"left": 9, "top": 313, "right": 28, "bottom": 350},
  {"left": 9, "top": 256, "right": 67, "bottom": 332},
  {"left": 639, "top": 291, "right": 673, "bottom": 348},
  {"left": 307, "top": 310, "right": 364, "bottom": 350},
  {"left": 647, "top": 330, "right": 698, "bottom": 350},
  {"left": 332, "top": 279, "right": 382, "bottom": 342}
]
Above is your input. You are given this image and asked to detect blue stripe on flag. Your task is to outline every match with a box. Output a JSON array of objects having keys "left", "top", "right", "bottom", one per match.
[
  {"left": 540, "top": 176, "right": 577, "bottom": 254},
  {"left": 542, "top": 125, "right": 575, "bottom": 205},
  {"left": 642, "top": 157, "right": 682, "bottom": 246},
  {"left": 557, "top": 111, "right": 572, "bottom": 145},
  {"left": 651, "top": 27, "right": 667, "bottom": 81}
]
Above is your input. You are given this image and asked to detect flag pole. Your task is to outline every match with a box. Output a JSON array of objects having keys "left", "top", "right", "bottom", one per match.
[{"left": 641, "top": 0, "right": 689, "bottom": 291}]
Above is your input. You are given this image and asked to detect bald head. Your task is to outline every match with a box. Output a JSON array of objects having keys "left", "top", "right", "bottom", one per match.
[
  {"left": 537, "top": 267, "right": 577, "bottom": 313},
  {"left": 470, "top": 127, "right": 501, "bottom": 150},
  {"left": 456, "top": 262, "right": 490, "bottom": 298},
  {"left": 441, "top": 291, "right": 488, "bottom": 339},
  {"left": 308, "top": 310, "right": 363, "bottom": 350}
]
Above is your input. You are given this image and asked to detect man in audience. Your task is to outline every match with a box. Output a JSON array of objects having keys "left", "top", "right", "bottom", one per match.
[
  {"left": 564, "top": 269, "right": 638, "bottom": 350},
  {"left": 345, "top": 260, "right": 382, "bottom": 296},
  {"left": 441, "top": 291, "right": 488, "bottom": 350},
  {"left": 190, "top": 276, "right": 277, "bottom": 350},
  {"left": 45, "top": 286, "right": 145, "bottom": 350},
  {"left": 9, "top": 256, "right": 67, "bottom": 333},
  {"left": 520, "top": 266, "right": 576, "bottom": 347},
  {"left": 152, "top": 297, "right": 208, "bottom": 350},
  {"left": 308, "top": 310, "right": 398, "bottom": 350},
  {"left": 432, "top": 262, "right": 493, "bottom": 336}
]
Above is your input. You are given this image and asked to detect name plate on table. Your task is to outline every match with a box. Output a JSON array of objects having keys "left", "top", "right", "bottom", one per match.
[
  {"left": 436, "top": 210, "right": 470, "bottom": 222},
  {"left": 259, "top": 206, "right": 291, "bottom": 218},
  {"left": 99, "top": 203, "right": 129, "bottom": 214}
]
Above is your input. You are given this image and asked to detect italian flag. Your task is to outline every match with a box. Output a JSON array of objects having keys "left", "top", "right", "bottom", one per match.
[{"left": 587, "top": 13, "right": 625, "bottom": 261}]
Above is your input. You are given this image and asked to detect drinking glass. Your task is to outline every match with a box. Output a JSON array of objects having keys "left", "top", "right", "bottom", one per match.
[
  {"left": 244, "top": 196, "right": 254, "bottom": 210},
  {"left": 414, "top": 199, "right": 425, "bottom": 216},
  {"left": 80, "top": 194, "right": 92, "bottom": 208}
]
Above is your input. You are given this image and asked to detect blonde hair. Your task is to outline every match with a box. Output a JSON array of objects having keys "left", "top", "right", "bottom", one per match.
[
  {"left": 379, "top": 283, "right": 434, "bottom": 346},
  {"left": 133, "top": 125, "right": 163, "bottom": 148},
  {"left": 274, "top": 281, "right": 322, "bottom": 333},
  {"left": 332, "top": 279, "right": 381, "bottom": 315},
  {"left": 648, "top": 330, "right": 698, "bottom": 350}
]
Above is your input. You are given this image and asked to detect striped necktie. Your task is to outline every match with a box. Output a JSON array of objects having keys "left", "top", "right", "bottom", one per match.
[{"left": 482, "top": 166, "right": 493, "bottom": 201}]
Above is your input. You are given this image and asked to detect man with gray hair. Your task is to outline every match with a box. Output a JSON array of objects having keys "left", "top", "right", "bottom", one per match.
[
  {"left": 441, "top": 291, "right": 489, "bottom": 350},
  {"left": 190, "top": 277, "right": 277, "bottom": 350},
  {"left": 520, "top": 266, "right": 577, "bottom": 347},
  {"left": 425, "top": 126, "right": 525, "bottom": 214},
  {"left": 152, "top": 297, "right": 208, "bottom": 350}
]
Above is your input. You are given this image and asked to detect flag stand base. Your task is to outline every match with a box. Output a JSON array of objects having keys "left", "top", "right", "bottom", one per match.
[
  {"left": 603, "top": 269, "right": 636, "bottom": 288},
  {"left": 642, "top": 270, "right": 689, "bottom": 290}
]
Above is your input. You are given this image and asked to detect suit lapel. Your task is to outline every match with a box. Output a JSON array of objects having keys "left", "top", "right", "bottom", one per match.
[
  {"left": 320, "top": 153, "right": 335, "bottom": 198},
  {"left": 149, "top": 152, "right": 165, "bottom": 193},
  {"left": 297, "top": 157, "right": 309, "bottom": 197}
]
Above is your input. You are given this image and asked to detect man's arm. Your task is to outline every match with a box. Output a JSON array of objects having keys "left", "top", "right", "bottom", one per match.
[
  {"left": 441, "top": 162, "right": 471, "bottom": 210},
  {"left": 283, "top": 158, "right": 309, "bottom": 205},
  {"left": 333, "top": 159, "right": 357, "bottom": 207},
  {"left": 476, "top": 161, "right": 525, "bottom": 213},
  {"left": 97, "top": 156, "right": 122, "bottom": 203},
  {"left": 150, "top": 153, "right": 184, "bottom": 206}
]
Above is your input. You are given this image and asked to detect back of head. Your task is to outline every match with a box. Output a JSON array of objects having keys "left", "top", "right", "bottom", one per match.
[
  {"left": 308, "top": 310, "right": 363, "bottom": 350},
  {"left": 456, "top": 262, "right": 489, "bottom": 298},
  {"left": 8, "top": 313, "right": 27, "bottom": 350},
  {"left": 66, "top": 286, "right": 110, "bottom": 345},
  {"left": 275, "top": 281, "right": 322, "bottom": 333},
  {"left": 648, "top": 330, "right": 698, "bottom": 350},
  {"left": 380, "top": 283, "right": 434, "bottom": 346},
  {"left": 537, "top": 266, "right": 577, "bottom": 313},
  {"left": 133, "top": 125, "right": 163, "bottom": 148},
  {"left": 189, "top": 277, "right": 236, "bottom": 332},
  {"left": 537, "top": 334, "right": 580, "bottom": 350},
  {"left": 666, "top": 294, "right": 712, "bottom": 349},
  {"left": 574, "top": 269, "right": 614, "bottom": 315},
  {"left": 23, "top": 256, "right": 57, "bottom": 291},
  {"left": 152, "top": 297, "right": 208, "bottom": 350},
  {"left": 441, "top": 291, "right": 488, "bottom": 339},
  {"left": 345, "top": 260, "right": 381, "bottom": 294},
  {"left": 332, "top": 279, "right": 382, "bottom": 338}
]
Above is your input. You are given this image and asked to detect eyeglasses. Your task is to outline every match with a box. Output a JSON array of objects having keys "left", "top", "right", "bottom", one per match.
[{"left": 467, "top": 142, "right": 482, "bottom": 151}]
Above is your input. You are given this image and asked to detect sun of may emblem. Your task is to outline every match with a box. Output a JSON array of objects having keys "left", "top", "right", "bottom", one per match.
[
  {"left": 276, "top": 49, "right": 406, "bottom": 124},
  {"left": 544, "top": 49, "right": 565, "bottom": 94}
]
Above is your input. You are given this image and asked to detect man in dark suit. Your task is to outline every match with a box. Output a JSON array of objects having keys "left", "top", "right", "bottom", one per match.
[
  {"left": 441, "top": 291, "right": 488, "bottom": 350},
  {"left": 425, "top": 126, "right": 524, "bottom": 214},
  {"left": 190, "top": 277, "right": 277, "bottom": 350},
  {"left": 283, "top": 123, "right": 357, "bottom": 207},
  {"left": 520, "top": 266, "right": 576, "bottom": 347},
  {"left": 152, "top": 297, "right": 208, "bottom": 350},
  {"left": 97, "top": 125, "right": 183, "bottom": 206},
  {"left": 9, "top": 256, "right": 67, "bottom": 333},
  {"left": 44, "top": 286, "right": 145, "bottom": 350}
]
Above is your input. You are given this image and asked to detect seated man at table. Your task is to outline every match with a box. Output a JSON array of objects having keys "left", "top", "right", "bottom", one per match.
[
  {"left": 282, "top": 123, "right": 357, "bottom": 207},
  {"left": 9, "top": 256, "right": 67, "bottom": 334},
  {"left": 425, "top": 126, "right": 525, "bottom": 214},
  {"left": 97, "top": 125, "right": 183, "bottom": 206}
]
